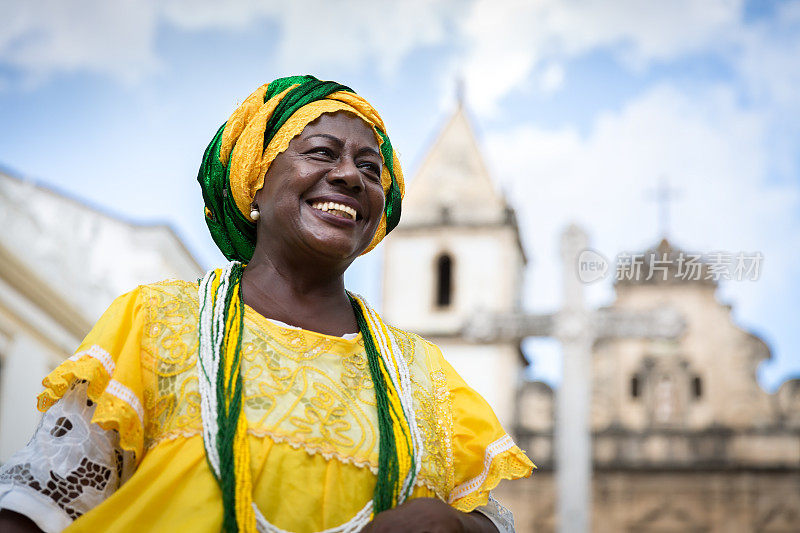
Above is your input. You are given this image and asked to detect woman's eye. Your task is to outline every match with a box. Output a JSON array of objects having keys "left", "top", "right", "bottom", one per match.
[
  {"left": 309, "top": 147, "right": 334, "bottom": 158},
  {"left": 359, "top": 161, "right": 381, "bottom": 178}
]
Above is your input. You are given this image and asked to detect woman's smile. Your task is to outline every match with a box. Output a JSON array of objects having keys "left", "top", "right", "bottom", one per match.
[
  {"left": 305, "top": 193, "right": 364, "bottom": 224},
  {"left": 307, "top": 198, "right": 360, "bottom": 221},
  {"left": 304, "top": 200, "right": 358, "bottom": 228}
]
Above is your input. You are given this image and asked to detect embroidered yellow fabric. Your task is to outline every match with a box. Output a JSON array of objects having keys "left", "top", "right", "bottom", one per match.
[{"left": 37, "top": 280, "right": 533, "bottom": 532}]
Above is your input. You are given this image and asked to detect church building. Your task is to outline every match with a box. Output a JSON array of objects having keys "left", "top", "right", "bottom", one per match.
[
  {"left": 383, "top": 105, "right": 800, "bottom": 532},
  {"left": 513, "top": 238, "right": 800, "bottom": 532}
]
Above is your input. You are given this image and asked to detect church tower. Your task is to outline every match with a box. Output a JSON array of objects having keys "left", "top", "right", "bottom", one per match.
[{"left": 382, "top": 102, "right": 526, "bottom": 426}]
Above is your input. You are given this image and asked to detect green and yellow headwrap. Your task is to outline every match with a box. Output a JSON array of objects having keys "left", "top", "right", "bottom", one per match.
[{"left": 198, "top": 75, "right": 405, "bottom": 262}]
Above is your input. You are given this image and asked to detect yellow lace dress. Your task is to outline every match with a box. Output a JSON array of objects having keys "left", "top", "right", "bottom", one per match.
[{"left": 36, "top": 280, "right": 534, "bottom": 532}]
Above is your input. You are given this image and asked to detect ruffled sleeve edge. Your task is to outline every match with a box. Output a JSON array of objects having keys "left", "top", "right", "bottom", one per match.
[
  {"left": 36, "top": 345, "right": 144, "bottom": 460},
  {"left": 448, "top": 434, "right": 535, "bottom": 513}
]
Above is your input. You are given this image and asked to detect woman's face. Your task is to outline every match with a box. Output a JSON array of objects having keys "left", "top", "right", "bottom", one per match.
[{"left": 252, "top": 111, "right": 386, "bottom": 264}]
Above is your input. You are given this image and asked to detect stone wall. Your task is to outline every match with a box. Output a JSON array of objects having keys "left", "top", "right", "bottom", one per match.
[{"left": 497, "top": 469, "right": 800, "bottom": 533}]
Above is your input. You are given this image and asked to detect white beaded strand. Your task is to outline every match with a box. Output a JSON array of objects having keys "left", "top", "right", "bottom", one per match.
[
  {"left": 254, "top": 500, "right": 373, "bottom": 533},
  {"left": 197, "top": 261, "right": 240, "bottom": 480},
  {"left": 360, "top": 300, "right": 424, "bottom": 502},
  {"left": 198, "top": 269, "right": 221, "bottom": 477}
]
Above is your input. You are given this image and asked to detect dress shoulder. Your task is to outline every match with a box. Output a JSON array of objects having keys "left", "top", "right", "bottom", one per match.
[
  {"left": 385, "top": 325, "right": 535, "bottom": 512},
  {"left": 37, "top": 286, "right": 151, "bottom": 460},
  {"left": 37, "top": 279, "right": 204, "bottom": 461}
]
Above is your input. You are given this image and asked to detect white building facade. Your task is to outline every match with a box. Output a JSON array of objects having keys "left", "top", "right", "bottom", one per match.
[{"left": 0, "top": 171, "right": 203, "bottom": 461}]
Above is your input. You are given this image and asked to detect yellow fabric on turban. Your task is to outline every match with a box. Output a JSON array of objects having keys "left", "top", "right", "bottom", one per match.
[{"left": 198, "top": 75, "right": 405, "bottom": 261}]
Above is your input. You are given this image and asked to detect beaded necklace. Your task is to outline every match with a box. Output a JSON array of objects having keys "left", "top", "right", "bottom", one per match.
[{"left": 197, "top": 262, "right": 423, "bottom": 533}]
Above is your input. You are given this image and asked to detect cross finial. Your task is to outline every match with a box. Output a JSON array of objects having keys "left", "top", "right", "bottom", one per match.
[{"left": 648, "top": 176, "right": 682, "bottom": 239}]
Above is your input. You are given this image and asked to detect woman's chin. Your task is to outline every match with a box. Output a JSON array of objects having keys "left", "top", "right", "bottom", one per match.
[
  {"left": 302, "top": 232, "right": 367, "bottom": 263},
  {"left": 297, "top": 218, "right": 375, "bottom": 262},
  {"left": 289, "top": 210, "right": 358, "bottom": 257}
]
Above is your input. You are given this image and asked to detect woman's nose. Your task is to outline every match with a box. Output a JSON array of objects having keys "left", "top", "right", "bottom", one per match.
[{"left": 327, "top": 158, "right": 364, "bottom": 191}]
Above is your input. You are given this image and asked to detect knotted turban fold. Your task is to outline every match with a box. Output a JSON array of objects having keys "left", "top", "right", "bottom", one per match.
[{"left": 198, "top": 75, "right": 405, "bottom": 262}]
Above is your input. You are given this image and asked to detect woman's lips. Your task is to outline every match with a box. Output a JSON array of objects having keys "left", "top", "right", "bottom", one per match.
[
  {"left": 309, "top": 201, "right": 358, "bottom": 221},
  {"left": 305, "top": 201, "right": 358, "bottom": 227},
  {"left": 305, "top": 194, "right": 363, "bottom": 220}
]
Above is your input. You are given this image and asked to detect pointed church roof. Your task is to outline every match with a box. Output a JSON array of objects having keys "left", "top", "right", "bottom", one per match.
[
  {"left": 614, "top": 237, "right": 716, "bottom": 287},
  {"left": 401, "top": 104, "right": 511, "bottom": 227}
]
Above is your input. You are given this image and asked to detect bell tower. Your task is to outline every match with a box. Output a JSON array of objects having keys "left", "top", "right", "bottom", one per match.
[{"left": 382, "top": 102, "right": 526, "bottom": 426}]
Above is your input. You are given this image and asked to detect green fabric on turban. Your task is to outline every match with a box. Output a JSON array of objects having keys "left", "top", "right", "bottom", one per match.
[{"left": 197, "top": 75, "right": 404, "bottom": 262}]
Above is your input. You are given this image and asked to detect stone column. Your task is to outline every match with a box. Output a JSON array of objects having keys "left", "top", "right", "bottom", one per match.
[{"left": 556, "top": 225, "right": 592, "bottom": 533}]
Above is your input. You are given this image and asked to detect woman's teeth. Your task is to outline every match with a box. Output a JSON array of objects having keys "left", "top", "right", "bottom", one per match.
[{"left": 311, "top": 201, "right": 357, "bottom": 221}]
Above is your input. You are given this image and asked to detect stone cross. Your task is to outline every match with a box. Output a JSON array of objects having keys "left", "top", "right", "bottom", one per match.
[
  {"left": 464, "top": 224, "right": 685, "bottom": 533},
  {"left": 648, "top": 176, "right": 682, "bottom": 239}
]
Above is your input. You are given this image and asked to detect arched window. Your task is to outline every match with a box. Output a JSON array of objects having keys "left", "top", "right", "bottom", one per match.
[
  {"left": 435, "top": 253, "right": 453, "bottom": 308},
  {"left": 692, "top": 376, "right": 703, "bottom": 399},
  {"left": 630, "top": 375, "right": 641, "bottom": 399}
]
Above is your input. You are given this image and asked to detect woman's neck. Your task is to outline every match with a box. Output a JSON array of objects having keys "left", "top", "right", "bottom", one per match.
[{"left": 240, "top": 255, "right": 358, "bottom": 337}]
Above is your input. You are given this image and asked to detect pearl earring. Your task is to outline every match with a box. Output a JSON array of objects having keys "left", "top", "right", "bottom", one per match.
[{"left": 250, "top": 207, "right": 260, "bottom": 221}]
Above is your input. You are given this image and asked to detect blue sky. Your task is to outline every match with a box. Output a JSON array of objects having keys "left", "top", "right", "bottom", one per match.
[{"left": 1, "top": 0, "right": 798, "bottom": 391}]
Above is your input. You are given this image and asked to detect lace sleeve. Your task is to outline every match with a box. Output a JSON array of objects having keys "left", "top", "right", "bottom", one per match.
[
  {"left": 474, "top": 492, "right": 516, "bottom": 533},
  {"left": 0, "top": 381, "right": 135, "bottom": 533}
]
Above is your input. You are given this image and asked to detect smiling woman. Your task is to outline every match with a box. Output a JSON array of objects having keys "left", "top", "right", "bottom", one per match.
[
  {"left": 0, "top": 75, "right": 533, "bottom": 533},
  {"left": 248, "top": 113, "right": 387, "bottom": 273}
]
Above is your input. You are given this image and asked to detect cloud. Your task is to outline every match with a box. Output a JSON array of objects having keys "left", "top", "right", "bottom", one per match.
[
  {"left": 0, "top": 0, "right": 460, "bottom": 87},
  {"left": 483, "top": 83, "right": 800, "bottom": 317},
  {"left": 736, "top": 1, "right": 800, "bottom": 111},
  {"left": 268, "top": 1, "right": 458, "bottom": 79},
  {"left": 539, "top": 63, "right": 565, "bottom": 93},
  {"left": 160, "top": 0, "right": 278, "bottom": 30},
  {"left": 0, "top": 0, "right": 160, "bottom": 84},
  {"left": 1, "top": 0, "right": 793, "bottom": 120},
  {"left": 457, "top": 0, "right": 744, "bottom": 113},
  {"left": 161, "top": 0, "right": 457, "bottom": 76}
]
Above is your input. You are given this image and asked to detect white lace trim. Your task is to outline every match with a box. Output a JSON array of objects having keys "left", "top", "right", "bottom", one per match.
[
  {"left": 68, "top": 344, "right": 115, "bottom": 376},
  {"left": 265, "top": 317, "right": 358, "bottom": 340},
  {"left": 0, "top": 382, "right": 135, "bottom": 527},
  {"left": 475, "top": 493, "right": 515, "bottom": 533},
  {"left": 0, "top": 487, "right": 72, "bottom": 533},
  {"left": 66, "top": 344, "right": 144, "bottom": 424},
  {"left": 106, "top": 379, "right": 145, "bottom": 424},
  {"left": 448, "top": 434, "right": 515, "bottom": 503}
]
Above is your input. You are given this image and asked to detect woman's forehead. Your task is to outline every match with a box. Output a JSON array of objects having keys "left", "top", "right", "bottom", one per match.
[{"left": 299, "top": 111, "right": 381, "bottom": 150}]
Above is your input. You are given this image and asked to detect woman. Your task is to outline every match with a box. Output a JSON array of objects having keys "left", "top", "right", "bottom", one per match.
[{"left": 0, "top": 75, "right": 533, "bottom": 532}]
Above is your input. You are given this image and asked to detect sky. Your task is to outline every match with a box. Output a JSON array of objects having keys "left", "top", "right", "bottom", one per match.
[{"left": 0, "top": 0, "right": 798, "bottom": 391}]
